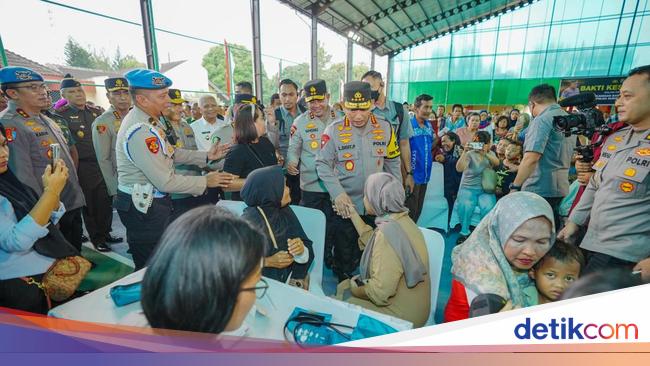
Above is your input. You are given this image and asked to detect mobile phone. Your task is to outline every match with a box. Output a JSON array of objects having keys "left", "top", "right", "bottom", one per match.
[
  {"left": 49, "top": 143, "right": 61, "bottom": 172},
  {"left": 354, "top": 277, "right": 365, "bottom": 287},
  {"left": 469, "top": 142, "right": 484, "bottom": 150}
]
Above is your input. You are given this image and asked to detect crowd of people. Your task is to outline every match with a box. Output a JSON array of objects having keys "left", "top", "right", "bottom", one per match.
[{"left": 0, "top": 62, "right": 648, "bottom": 336}]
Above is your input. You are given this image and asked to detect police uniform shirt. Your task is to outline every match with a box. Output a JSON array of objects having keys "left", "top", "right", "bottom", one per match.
[
  {"left": 287, "top": 107, "right": 342, "bottom": 192},
  {"left": 169, "top": 119, "right": 204, "bottom": 200},
  {"left": 315, "top": 115, "right": 401, "bottom": 214},
  {"left": 371, "top": 100, "right": 414, "bottom": 141},
  {"left": 92, "top": 105, "right": 123, "bottom": 196},
  {"left": 570, "top": 126, "right": 650, "bottom": 263},
  {"left": 523, "top": 104, "right": 576, "bottom": 198},
  {"left": 56, "top": 104, "right": 103, "bottom": 162},
  {"left": 0, "top": 101, "right": 85, "bottom": 210},
  {"left": 115, "top": 106, "right": 208, "bottom": 196},
  {"left": 190, "top": 116, "right": 226, "bottom": 151}
]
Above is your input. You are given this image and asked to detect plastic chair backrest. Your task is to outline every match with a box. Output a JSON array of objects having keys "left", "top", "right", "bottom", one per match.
[
  {"left": 419, "top": 227, "right": 445, "bottom": 326},
  {"left": 216, "top": 200, "right": 326, "bottom": 295}
]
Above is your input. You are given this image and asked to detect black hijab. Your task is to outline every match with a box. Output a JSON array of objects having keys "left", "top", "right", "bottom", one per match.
[
  {"left": 240, "top": 166, "right": 311, "bottom": 255},
  {"left": 0, "top": 124, "right": 77, "bottom": 259}
]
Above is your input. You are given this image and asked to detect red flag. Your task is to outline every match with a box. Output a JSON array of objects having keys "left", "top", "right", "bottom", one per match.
[{"left": 224, "top": 39, "right": 232, "bottom": 100}]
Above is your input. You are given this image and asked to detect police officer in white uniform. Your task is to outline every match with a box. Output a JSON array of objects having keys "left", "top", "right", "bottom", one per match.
[{"left": 114, "top": 69, "right": 234, "bottom": 269}]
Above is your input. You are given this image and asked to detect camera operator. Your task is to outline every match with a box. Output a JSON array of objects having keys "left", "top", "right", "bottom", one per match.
[
  {"left": 570, "top": 115, "right": 626, "bottom": 214},
  {"left": 558, "top": 65, "right": 650, "bottom": 275},
  {"left": 509, "top": 84, "right": 576, "bottom": 229}
]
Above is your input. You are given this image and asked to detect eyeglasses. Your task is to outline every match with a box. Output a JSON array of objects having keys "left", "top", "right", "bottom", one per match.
[
  {"left": 13, "top": 83, "right": 48, "bottom": 92},
  {"left": 240, "top": 278, "right": 269, "bottom": 299}
]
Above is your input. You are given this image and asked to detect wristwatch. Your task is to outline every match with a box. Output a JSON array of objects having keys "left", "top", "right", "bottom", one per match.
[{"left": 509, "top": 183, "right": 522, "bottom": 191}]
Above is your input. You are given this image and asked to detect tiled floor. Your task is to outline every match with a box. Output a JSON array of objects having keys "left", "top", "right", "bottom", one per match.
[{"left": 102, "top": 211, "right": 457, "bottom": 325}]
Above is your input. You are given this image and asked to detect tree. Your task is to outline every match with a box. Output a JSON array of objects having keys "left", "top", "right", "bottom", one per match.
[
  {"left": 203, "top": 43, "right": 255, "bottom": 93},
  {"left": 63, "top": 37, "right": 145, "bottom": 72},
  {"left": 64, "top": 37, "right": 94, "bottom": 69},
  {"left": 112, "top": 47, "right": 145, "bottom": 71}
]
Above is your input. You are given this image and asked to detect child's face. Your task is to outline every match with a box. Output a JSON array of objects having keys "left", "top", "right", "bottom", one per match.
[
  {"left": 496, "top": 139, "right": 510, "bottom": 156},
  {"left": 529, "top": 257, "right": 581, "bottom": 303},
  {"left": 505, "top": 144, "right": 522, "bottom": 161}
]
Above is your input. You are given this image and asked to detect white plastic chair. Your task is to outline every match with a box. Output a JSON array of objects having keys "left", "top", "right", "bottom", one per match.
[
  {"left": 419, "top": 227, "right": 445, "bottom": 326},
  {"left": 416, "top": 163, "right": 449, "bottom": 232},
  {"left": 216, "top": 200, "right": 326, "bottom": 296}
]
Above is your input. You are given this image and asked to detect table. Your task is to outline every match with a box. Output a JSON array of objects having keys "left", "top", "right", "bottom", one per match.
[{"left": 49, "top": 269, "right": 412, "bottom": 340}]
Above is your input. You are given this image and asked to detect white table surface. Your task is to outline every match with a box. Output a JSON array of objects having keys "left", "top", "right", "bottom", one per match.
[{"left": 49, "top": 268, "right": 412, "bottom": 340}]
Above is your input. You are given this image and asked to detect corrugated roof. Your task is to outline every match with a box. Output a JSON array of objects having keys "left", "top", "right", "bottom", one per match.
[
  {"left": 277, "top": 0, "right": 537, "bottom": 57},
  {"left": 4, "top": 50, "right": 63, "bottom": 76}
]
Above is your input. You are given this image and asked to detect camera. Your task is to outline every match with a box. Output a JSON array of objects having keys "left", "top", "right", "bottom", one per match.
[
  {"left": 469, "top": 142, "right": 484, "bottom": 150},
  {"left": 553, "top": 93, "right": 611, "bottom": 163},
  {"left": 553, "top": 93, "right": 605, "bottom": 139}
]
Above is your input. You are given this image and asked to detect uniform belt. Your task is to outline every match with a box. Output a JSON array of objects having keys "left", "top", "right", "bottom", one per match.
[{"left": 117, "top": 184, "right": 167, "bottom": 198}]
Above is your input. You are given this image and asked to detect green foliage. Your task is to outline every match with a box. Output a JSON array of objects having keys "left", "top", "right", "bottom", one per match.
[{"left": 63, "top": 37, "right": 144, "bottom": 71}]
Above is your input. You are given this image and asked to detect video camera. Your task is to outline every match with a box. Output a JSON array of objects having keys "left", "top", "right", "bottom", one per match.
[{"left": 553, "top": 93, "right": 611, "bottom": 162}]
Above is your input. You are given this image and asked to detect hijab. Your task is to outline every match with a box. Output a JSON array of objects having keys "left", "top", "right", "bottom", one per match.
[
  {"left": 241, "top": 166, "right": 303, "bottom": 253},
  {"left": 451, "top": 192, "right": 555, "bottom": 307},
  {"left": 359, "top": 173, "right": 427, "bottom": 288},
  {"left": 0, "top": 124, "right": 77, "bottom": 259},
  {"left": 479, "top": 110, "right": 491, "bottom": 129}
]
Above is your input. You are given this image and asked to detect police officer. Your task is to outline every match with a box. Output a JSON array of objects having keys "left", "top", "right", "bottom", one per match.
[
  {"left": 115, "top": 69, "right": 235, "bottom": 269},
  {"left": 56, "top": 74, "right": 113, "bottom": 252},
  {"left": 315, "top": 81, "right": 401, "bottom": 280},
  {"left": 287, "top": 79, "right": 342, "bottom": 267},
  {"left": 91, "top": 77, "right": 131, "bottom": 246},
  {"left": 164, "top": 88, "right": 207, "bottom": 221},
  {"left": 558, "top": 65, "right": 650, "bottom": 274},
  {"left": 92, "top": 77, "right": 131, "bottom": 199},
  {"left": 0, "top": 67, "right": 86, "bottom": 250}
]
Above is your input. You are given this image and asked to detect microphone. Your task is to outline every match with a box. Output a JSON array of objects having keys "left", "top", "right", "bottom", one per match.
[
  {"left": 559, "top": 92, "right": 596, "bottom": 107},
  {"left": 469, "top": 293, "right": 507, "bottom": 317}
]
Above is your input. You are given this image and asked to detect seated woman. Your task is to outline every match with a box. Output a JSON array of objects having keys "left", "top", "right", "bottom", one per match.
[
  {"left": 241, "top": 166, "right": 313, "bottom": 289},
  {"left": 223, "top": 103, "right": 278, "bottom": 200},
  {"left": 0, "top": 126, "right": 74, "bottom": 314},
  {"left": 141, "top": 206, "right": 265, "bottom": 334},
  {"left": 444, "top": 192, "right": 555, "bottom": 322},
  {"left": 343, "top": 172, "right": 431, "bottom": 328},
  {"left": 455, "top": 131, "right": 500, "bottom": 244}
]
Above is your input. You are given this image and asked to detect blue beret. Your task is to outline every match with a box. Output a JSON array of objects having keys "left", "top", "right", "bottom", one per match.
[
  {"left": 124, "top": 68, "right": 172, "bottom": 90},
  {"left": 0, "top": 67, "right": 44, "bottom": 85}
]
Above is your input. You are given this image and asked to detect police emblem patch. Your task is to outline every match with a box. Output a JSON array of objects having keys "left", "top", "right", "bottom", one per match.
[
  {"left": 97, "top": 125, "right": 107, "bottom": 134},
  {"left": 619, "top": 181, "right": 634, "bottom": 193},
  {"left": 15, "top": 70, "right": 32, "bottom": 80},
  {"left": 345, "top": 160, "right": 355, "bottom": 171},
  {"left": 321, "top": 134, "right": 330, "bottom": 148},
  {"left": 146, "top": 137, "right": 160, "bottom": 154},
  {"left": 4, "top": 128, "right": 16, "bottom": 142}
]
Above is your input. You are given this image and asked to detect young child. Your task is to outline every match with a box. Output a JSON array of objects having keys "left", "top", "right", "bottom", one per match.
[
  {"left": 529, "top": 241, "right": 585, "bottom": 304},
  {"left": 495, "top": 141, "right": 522, "bottom": 198}
]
